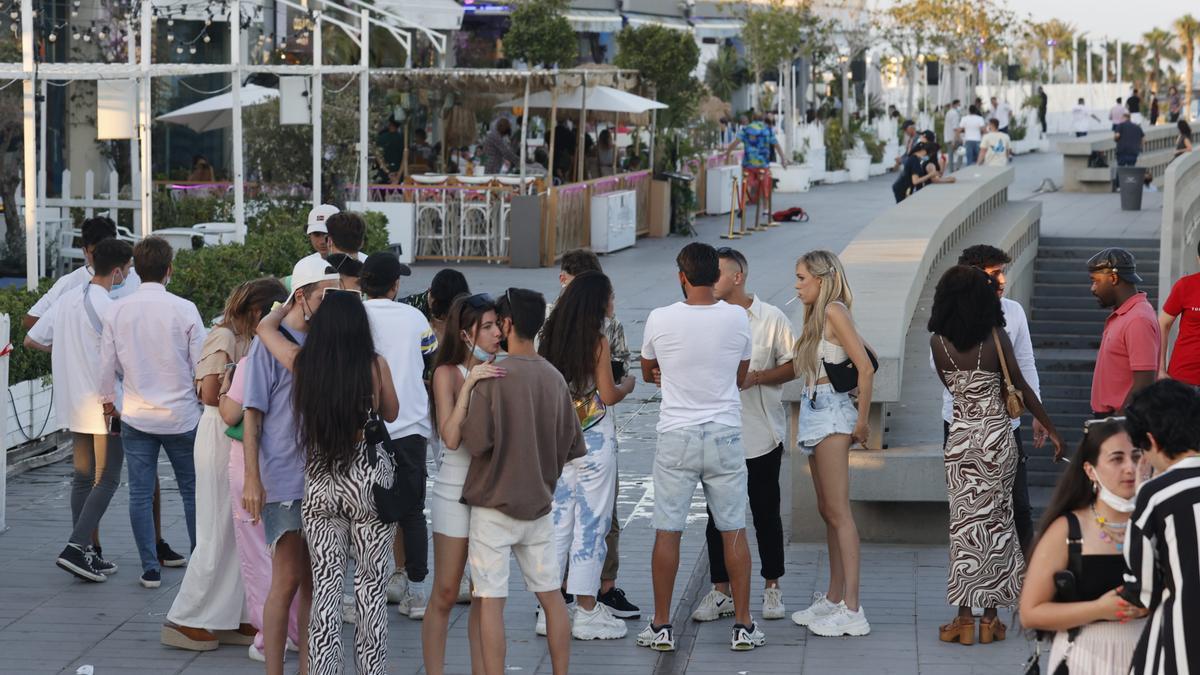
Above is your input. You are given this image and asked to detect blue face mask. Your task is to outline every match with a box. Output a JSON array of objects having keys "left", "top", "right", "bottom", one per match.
[
  {"left": 472, "top": 344, "right": 495, "bottom": 363},
  {"left": 110, "top": 270, "right": 125, "bottom": 294}
]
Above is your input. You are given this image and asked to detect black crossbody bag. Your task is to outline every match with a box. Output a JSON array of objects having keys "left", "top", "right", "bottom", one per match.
[
  {"left": 822, "top": 347, "right": 879, "bottom": 393},
  {"left": 1026, "top": 513, "right": 1085, "bottom": 675}
]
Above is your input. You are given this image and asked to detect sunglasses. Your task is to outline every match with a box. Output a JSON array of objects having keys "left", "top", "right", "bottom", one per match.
[
  {"left": 1084, "top": 415, "right": 1126, "bottom": 432},
  {"left": 322, "top": 287, "right": 363, "bottom": 301}
]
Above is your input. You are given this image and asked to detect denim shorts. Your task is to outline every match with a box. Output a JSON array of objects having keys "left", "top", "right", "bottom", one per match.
[
  {"left": 653, "top": 422, "right": 747, "bottom": 532},
  {"left": 797, "top": 383, "right": 859, "bottom": 455},
  {"left": 262, "top": 500, "right": 304, "bottom": 551}
]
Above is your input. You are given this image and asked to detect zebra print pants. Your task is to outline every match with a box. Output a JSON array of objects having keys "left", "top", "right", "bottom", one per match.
[{"left": 303, "top": 448, "right": 395, "bottom": 675}]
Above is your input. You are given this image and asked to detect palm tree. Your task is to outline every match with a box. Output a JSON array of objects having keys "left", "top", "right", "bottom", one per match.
[
  {"left": 1176, "top": 14, "right": 1200, "bottom": 121},
  {"left": 1143, "top": 28, "right": 1180, "bottom": 96},
  {"left": 705, "top": 45, "right": 745, "bottom": 103}
]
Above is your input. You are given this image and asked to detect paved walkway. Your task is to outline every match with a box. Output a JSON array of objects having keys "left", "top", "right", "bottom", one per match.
[{"left": 1, "top": 156, "right": 1075, "bottom": 673}]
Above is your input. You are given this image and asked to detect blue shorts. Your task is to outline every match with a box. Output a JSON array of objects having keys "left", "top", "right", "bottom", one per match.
[
  {"left": 652, "top": 422, "right": 747, "bottom": 532},
  {"left": 262, "top": 500, "right": 304, "bottom": 551},
  {"left": 797, "top": 383, "right": 858, "bottom": 454}
]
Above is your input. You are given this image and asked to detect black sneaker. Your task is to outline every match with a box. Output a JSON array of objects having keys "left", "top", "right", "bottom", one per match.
[
  {"left": 561, "top": 589, "right": 575, "bottom": 606},
  {"left": 141, "top": 569, "right": 162, "bottom": 589},
  {"left": 598, "top": 587, "right": 641, "bottom": 619},
  {"left": 56, "top": 544, "right": 107, "bottom": 583},
  {"left": 87, "top": 546, "right": 118, "bottom": 575},
  {"left": 157, "top": 539, "right": 187, "bottom": 568}
]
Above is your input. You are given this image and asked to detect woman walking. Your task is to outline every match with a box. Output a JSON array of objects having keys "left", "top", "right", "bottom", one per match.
[
  {"left": 256, "top": 292, "right": 400, "bottom": 674},
  {"left": 928, "top": 265, "right": 1062, "bottom": 646},
  {"left": 788, "top": 250, "right": 875, "bottom": 638},
  {"left": 539, "top": 271, "right": 635, "bottom": 639},
  {"left": 422, "top": 293, "right": 504, "bottom": 675},
  {"left": 163, "top": 278, "right": 288, "bottom": 650},
  {"left": 1019, "top": 418, "right": 1148, "bottom": 673}
]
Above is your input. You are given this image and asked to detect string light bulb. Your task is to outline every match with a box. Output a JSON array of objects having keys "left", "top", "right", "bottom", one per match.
[
  {"left": 48, "top": 31, "right": 56, "bottom": 42},
  {"left": 202, "top": 34, "right": 210, "bottom": 43},
  {"left": 189, "top": 45, "right": 196, "bottom": 54}
]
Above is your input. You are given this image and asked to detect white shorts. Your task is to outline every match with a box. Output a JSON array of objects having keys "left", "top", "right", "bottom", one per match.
[
  {"left": 468, "top": 507, "right": 560, "bottom": 598},
  {"left": 431, "top": 448, "right": 471, "bottom": 538}
]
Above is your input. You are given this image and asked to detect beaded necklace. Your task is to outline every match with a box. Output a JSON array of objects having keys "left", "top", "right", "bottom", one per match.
[{"left": 1091, "top": 504, "right": 1129, "bottom": 553}]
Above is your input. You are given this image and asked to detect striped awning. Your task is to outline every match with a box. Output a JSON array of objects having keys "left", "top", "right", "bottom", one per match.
[
  {"left": 623, "top": 12, "right": 691, "bottom": 31},
  {"left": 691, "top": 18, "right": 743, "bottom": 39}
]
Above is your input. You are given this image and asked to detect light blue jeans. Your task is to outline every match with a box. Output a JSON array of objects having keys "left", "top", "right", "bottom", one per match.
[
  {"left": 652, "top": 421, "right": 747, "bottom": 532},
  {"left": 122, "top": 423, "right": 197, "bottom": 573},
  {"left": 964, "top": 140, "right": 981, "bottom": 166},
  {"left": 552, "top": 413, "right": 617, "bottom": 597}
]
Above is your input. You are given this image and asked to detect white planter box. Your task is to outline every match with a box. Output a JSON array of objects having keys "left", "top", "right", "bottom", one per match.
[
  {"left": 1012, "top": 138, "right": 1035, "bottom": 155},
  {"left": 773, "top": 164, "right": 811, "bottom": 193},
  {"left": 589, "top": 190, "right": 637, "bottom": 254},
  {"left": 869, "top": 162, "right": 888, "bottom": 176},
  {"left": 822, "top": 170, "right": 849, "bottom": 184},
  {"left": 705, "top": 165, "right": 742, "bottom": 215},
  {"left": 6, "top": 377, "right": 60, "bottom": 451},
  {"left": 846, "top": 156, "right": 870, "bottom": 182}
]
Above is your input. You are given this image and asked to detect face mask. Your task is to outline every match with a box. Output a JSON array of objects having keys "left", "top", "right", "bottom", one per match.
[
  {"left": 1094, "top": 473, "right": 1136, "bottom": 513},
  {"left": 471, "top": 344, "right": 493, "bottom": 363},
  {"left": 110, "top": 270, "right": 125, "bottom": 293}
]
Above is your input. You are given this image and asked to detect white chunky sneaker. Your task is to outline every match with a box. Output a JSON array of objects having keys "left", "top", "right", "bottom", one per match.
[
  {"left": 398, "top": 584, "right": 427, "bottom": 621},
  {"left": 808, "top": 605, "right": 871, "bottom": 637},
  {"left": 730, "top": 621, "right": 766, "bottom": 651},
  {"left": 457, "top": 570, "right": 472, "bottom": 604},
  {"left": 535, "top": 604, "right": 547, "bottom": 636},
  {"left": 571, "top": 603, "right": 627, "bottom": 640},
  {"left": 762, "top": 587, "right": 786, "bottom": 620},
  {"left": 385, "top": 569, "right": 408, "bottom": 604},
  {"left": 635, "top": 623, "right": 675, "bottom": 651},
  {"left": 691, "top": 588, "right": 736, "bottom": 622},
  {"left": 790, "top": 592, "right": 843, "bottom": 627}
]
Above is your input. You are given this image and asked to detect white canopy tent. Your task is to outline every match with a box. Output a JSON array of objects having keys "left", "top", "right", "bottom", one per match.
[
  {"left": 156, "top": 84, "right": 280, "bottom": 133},
  {"left": 497, "top": 85, "right": 667, "bottom": 114}
]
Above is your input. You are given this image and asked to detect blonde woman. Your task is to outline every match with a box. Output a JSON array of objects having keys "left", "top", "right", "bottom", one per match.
[{"left": 788, "top": 250, "right": 873, "bottom": 638}]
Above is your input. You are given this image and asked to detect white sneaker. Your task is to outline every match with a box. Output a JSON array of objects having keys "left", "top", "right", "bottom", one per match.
[
  {"left": 535, "top": 604, "right": 547, "bottom": 636},
  {"left": 398, "top": 584, "right": 427, "bottom": 621},
  {"left": 341, "top": 593, "right": 357, "bottom": 624},
  {"left": 286, "top": 638, "right": 299, "bottom": 652},
  {"left": 571, "top": 603, "right": 627, "bottom": 640},
  {"left": 808, "top": 605, "right": 870, "bottom": 637},
  {"left": 790, "top": 592, "right": 843, "bottom": 627},
  {"left": 457, "top": 570, "right": 472, "bottom": 604},
  {"left": 731, "top": 621, "right": 766, "bottom": 651},
  {"left": 385, "top": 569, "right": 409, "bottom": 604},
  {"left": 691, "top": 588, "right": 735, "bottom": 622},
  {"left": 248, "top": 643, "right": 265, "bottom": 663},
  {"left": 762, "top": 587, "right": 786, "bottom": 620},
  {"left": 635, "top": 622, "right": 675, "bottom": 651}
]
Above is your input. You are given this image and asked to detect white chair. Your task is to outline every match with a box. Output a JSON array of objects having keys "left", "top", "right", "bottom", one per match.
[
  {"left": 154, "top": 227, "right": 206, "bottom": 252},
  {"left": 456, "top": 176, "right": 495, "bottom": 260},
  {"left": 192, "top": 222, "right": 238, "bottom": 245},
  {"left": 412, "top": 175, "right": 450, "bottom": 257},
  {"left": 495, "top": 176, "right": 537, "bottom": 258}
]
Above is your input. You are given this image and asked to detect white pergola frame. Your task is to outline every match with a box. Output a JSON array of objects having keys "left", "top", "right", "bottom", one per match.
[{"left": 4, "top": 0, "right": 451, "bottom": 290}]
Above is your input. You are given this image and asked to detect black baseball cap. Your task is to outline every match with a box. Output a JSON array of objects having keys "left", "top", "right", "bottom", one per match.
[
  {"left": 361, "top": 251, "right": 412, "bottom": 284},
  {"left": 1087, "top": 247, "right": 1143, "bottom": 284}
]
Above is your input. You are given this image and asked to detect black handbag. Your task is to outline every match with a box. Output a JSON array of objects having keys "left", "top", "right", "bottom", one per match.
[
  {"left": 1051, "top": 513, "right": 1086, "bottom": 674},
  {"left": 823, "top": 347, "right": 879, "bottom": 393},
  {"left": 365, "top": 414, "right": 425, "bottom": 524}
]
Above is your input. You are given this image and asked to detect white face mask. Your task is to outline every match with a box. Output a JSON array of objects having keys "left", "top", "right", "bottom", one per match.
[{"left": 1094, "top": 473, "right": 1136, "bottom": 513}]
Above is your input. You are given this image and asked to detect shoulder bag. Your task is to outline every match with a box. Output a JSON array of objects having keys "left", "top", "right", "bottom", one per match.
[
  {"left": 366, "top": 364, "right": 424, "bottom": 523},
  {"left": 573, "top": 389, "right": 607, "bottom": 431},
  {"left": 823, "top": 347, "right": 879, "bottom": 394},
  {"left": 1050, "top": 513, "right": 1086, "bottom": 674},
  {"left": 993, "top": 329, "right": 1026, "bottom": 419}
]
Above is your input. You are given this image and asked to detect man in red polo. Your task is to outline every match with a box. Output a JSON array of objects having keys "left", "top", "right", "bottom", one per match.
[{"left": 1089, "top": 248, "right": 1160, "bottom": 415}]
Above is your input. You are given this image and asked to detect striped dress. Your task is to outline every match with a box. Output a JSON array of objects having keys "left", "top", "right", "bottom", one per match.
[
  {"left": 1123, "top": 456, "right": 1200, "bottom": 675},
  {"left": 936, "top": 337, "right": 1024, "bottom": 608}
]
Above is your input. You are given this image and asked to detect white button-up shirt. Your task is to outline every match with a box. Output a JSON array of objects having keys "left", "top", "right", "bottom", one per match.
[
  {"left": 99, "top": 282, "right": 207, "bottom": 435},
  {"left": 932, "top": 296, "right": 1041, "bottom": 429},
  {"left": 739, "top": 295, "right": 796, "bottom": 459},
  {"left": 28, "top": 264, "right": 141, "bottom": 318}
]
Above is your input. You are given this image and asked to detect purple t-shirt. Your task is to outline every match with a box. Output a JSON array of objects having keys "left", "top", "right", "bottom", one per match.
[{"left": 242, "top": 326, "right": 306, "bottom": 503}]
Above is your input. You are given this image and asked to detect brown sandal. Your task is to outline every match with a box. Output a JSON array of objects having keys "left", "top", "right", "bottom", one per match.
[
  {"left": 979, "top": 616, "right": 1006, "bottom": 643},
  {"left": 938, "top": 616, "right": 975, "bottom": 645}
]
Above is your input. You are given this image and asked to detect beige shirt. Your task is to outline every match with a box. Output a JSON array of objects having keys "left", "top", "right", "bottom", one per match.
[
  {"left": 460, "top": 354, "right": 585, "bottom": 520},
  {"left": 739, "top": 296, "right": 796, "bottom": 458}
]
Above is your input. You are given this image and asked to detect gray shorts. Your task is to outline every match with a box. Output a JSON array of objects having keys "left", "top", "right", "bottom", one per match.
[{"left": 262, "top": 500, "right": 304, "bottom": 551}]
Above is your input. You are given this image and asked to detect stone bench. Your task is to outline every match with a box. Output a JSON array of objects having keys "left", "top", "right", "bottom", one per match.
[{"left": 1060, "top": 127, "right": 1197, "bottom": 193}]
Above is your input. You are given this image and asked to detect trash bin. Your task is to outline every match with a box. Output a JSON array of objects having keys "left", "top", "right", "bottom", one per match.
[{"left": 1117, "top": 167, "right": 1144, "bottom": 211}]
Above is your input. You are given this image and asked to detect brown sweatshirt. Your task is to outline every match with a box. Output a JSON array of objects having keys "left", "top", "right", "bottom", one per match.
[{"left": 460, "top": 354, "right": 585, "bottom": 520}]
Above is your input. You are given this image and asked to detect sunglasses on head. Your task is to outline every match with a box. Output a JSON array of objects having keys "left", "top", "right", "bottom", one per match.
[
  {"left": 322, "top": 287, "right": 363, "bottom": 301},
  {"left": 1084, "top": 415, "right": 1126, "bottom": 432}
]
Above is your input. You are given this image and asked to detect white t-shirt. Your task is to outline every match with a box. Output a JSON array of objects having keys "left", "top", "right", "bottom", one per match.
[
  {"left": 994, "top": 102, "right": 1012, "bottom": 129},
  {"left": 28, "top": 264, "right": 141, "bottom": 318},
  {"left": 980, "top": 131, "right": 1011, "bottom": 167},
  {"left": 960, "top": 115, "right": 986, "bottom": 142},
  {"left": 27, "top": 282, "right": 118, "bottom": 434},
  {"left": 1072, "top": 105, "right": 1091, "bottom": 134},
  {"left": 641, "top": 300, "right": 752, "bottom": 434},
  {"left": 364, "top": 298, "right": 438, "bottom": 439},
  {"left": 943, "top": 108, "right": 961, "bottom": 143},
  {"left": 1110, "top": 104, "right": 1126, "bottom": 125}
]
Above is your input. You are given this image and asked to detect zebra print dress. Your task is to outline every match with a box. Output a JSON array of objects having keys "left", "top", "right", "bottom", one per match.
[{"left": 938, "top": 337, "right": 1024, "bottom": 608}]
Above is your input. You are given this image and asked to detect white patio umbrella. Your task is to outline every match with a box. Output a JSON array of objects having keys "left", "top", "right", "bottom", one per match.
[
  {"left": 497, "top": 85, "right": 667, "bottom": 113},
  {"left": 157, "top": 84, "right": 279, "bottom": 133}
]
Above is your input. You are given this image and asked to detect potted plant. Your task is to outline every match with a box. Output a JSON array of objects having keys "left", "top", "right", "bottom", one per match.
[
  {"left": 774, "top": 148, "right": 812, "bottom": 193},
  {"left": 822, "top": 118, "right": 850, "bottom": 184}
]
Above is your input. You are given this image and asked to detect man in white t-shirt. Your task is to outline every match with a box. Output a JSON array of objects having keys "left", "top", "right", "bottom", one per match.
[
  {"left": 957, "top": 105, "right": 987, "bottom": 166},
  {"left": 638, "top": 243, "right": 761, "bottom": 653},
  {"left": 977, "top": 118, "right": 1012, "bottom": 167},
  {"left": 358, "top": 252, "right": 437, "bottom": 619},
  {"left": 1072, "top": 98, "right": 1101, "bottom": 137},
  {"left": 26, "top": 239, "right": 134, "bottom": 582},
  {"left": 24, "top": 216, "right": 141, "bottom": 329},
  {"left": 990, "top": 97, "right": 1012, "bottom": 134},
  {"left": 943, "top": 100, "right": 963, "bottom": 173},
  {"left": 690, "top": 247, "right": 795, "bottom": 625},
  {"left": 1110, "top": 98, "right": 1127, "bottom": 127}
]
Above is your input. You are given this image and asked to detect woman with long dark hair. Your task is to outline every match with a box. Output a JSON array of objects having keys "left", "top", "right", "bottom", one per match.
[
  {"left": 256, "top": 291, "right": 399, "bottom": 674},
  {"left": 1019, "top": 418, "right": 1149, "bottom": 673},
  {"left": 1176, "top": 120, "right": 1194, "bottom": 157},
  {"left": 539, "top": 271, "right": 635, "bottom": 639},
  {"left": 165, "top": 277, "right": 288, "bottom": 649},
  {"left": 401, "top": 269, "right": 470, "bottom": 344},
  {"left": 929, "top": 265, "right": 1063, "bottom": 646},
  {"left": 423, "top": 293, "right": 504, "bottom": 675}
]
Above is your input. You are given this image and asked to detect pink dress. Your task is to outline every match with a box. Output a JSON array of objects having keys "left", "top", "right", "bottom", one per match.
[{"left": 226, "top": 358, "right": 300, "bottom": 649}]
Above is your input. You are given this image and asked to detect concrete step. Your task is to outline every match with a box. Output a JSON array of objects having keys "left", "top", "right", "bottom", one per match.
[
  {"left": 1035, "top": 257, "right": 1159, "bottom": 274},
  {"left": 1029, "top": 283, "right": 1160, "bottom": 300},
  {"left": 1039, "top": 236, "right": 1160, "bottom": 249},
  {"left": 1028, "top": 370, "right": 1094, "bottom": 387},
  {"left": 1035, "top": 269, "right": 1160, "bottom": 289},
  {"left": 1029, "top": 318, "right": 1106, "bottom": 334},
  {"left": 1032, "top": 333, "right": 1102, "bottom": 349},
  {"left": 1031, "top": 307, "right": 1116, "bottom": 322}
]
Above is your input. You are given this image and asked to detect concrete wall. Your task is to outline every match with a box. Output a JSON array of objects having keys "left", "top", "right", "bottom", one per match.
[{"left": 1159, "top": 151, "right": 1200, "bottom": 368}]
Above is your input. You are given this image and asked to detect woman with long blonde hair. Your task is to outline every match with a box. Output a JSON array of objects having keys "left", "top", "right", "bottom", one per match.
[{"left": 788, "top": 250, "right": 874, "bottom": 638}]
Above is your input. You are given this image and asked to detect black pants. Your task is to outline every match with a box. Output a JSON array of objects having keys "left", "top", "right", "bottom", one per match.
[
  {"left": 704, "top": 444, "right": 785, "bottom": 583},
  {"left": 942, "top": 422, "right": 1032, "bottom": 553},
  {"left": 389, "top": 434, "right": 429, "bottom": 583}
]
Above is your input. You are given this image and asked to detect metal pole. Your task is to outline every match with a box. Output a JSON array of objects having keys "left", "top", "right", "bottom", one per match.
[
  {"left": 1102, "top": 40, "right": 1108, "bottom": 84},
  {"left": 312, "top": 15, "right": 323, "bottom": 207},
  {"left": 1086, "top": 39, "right": 1092, "bottom": 84},
  {"left": 21, "top": 0, "right": 36, "bottom": 290},
  {"left": 649, "top": 108, "right": 656, "bottom": 172},
  {"left": 576, "top": 74, "right": 587, "bottom": 182},
  {"left": 1072, "top": 39, "right": 1078, "bottom": 84},
  {"left": 128, "top": 20, "right": 140, "bottom": 234},
  {"left": 139, "top": 0, "right": 152, "bottom": 239},
  {"left": 1049, "top": 44, "right": 1055, "bottom": 85},
  {"left": 358, "top": 8, "right": 369, "bottom": 204},
  {"left": 519, "top": 72, "right": 530, "bottom": 184},
  {"left": 231, "top": 3, "right": 246, "bottom": 242},
  {"left": 37, "top": 77, "right": 46, "bottom": 277},
  {"left": 547, "top": 79, "right": 558, "bottom": 184},
  {"left": 1116, "top": 39, "right": 1122, "bottom": 85}
]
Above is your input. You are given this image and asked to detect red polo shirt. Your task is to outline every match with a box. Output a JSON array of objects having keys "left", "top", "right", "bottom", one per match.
[
  {"left": 1163, "top": 273, "right": 1200, "bottom": 385},
  {"left": 1091, "top": 292, "right": 1160, "bottom": 414}
]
